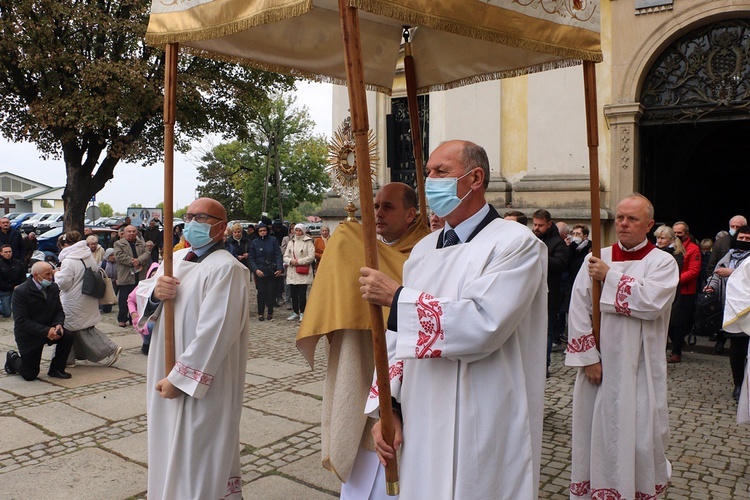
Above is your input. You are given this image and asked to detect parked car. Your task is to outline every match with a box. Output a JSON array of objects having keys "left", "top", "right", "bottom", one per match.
[
  {"left": 306, "top": 222, "right": 322, "bottom": 236},
  {"left": 35, "top": 213, "right": 64, "bottom": 234},
  {"left": 36, "top": 226, "right": 115, "bottom": 256},
  {"left": 9, "top": 213, "right": 36, "bottom": 230},
  {"left": 20, "top": 212, "right": 54, "bottom": 234}
]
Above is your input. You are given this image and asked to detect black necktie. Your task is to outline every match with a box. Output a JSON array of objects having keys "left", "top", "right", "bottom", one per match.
[
  {"left": 185, "top": 251, "right": 198, "bottom": 262},
  {"left": 443, "top": 229, "right": 460, "bottom": 247}
]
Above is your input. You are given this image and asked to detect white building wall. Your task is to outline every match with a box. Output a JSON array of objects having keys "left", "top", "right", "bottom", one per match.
[
  {"left": 428, "top": 80, "right": 502, "bottom": 176},
  {"left": 526, "top": 66, "right": 589, "bottom": 178}
]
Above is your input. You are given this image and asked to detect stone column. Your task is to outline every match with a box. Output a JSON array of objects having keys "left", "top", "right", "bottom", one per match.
[{"left": 603, "top": 103, "right": 644, "bottom": 209}]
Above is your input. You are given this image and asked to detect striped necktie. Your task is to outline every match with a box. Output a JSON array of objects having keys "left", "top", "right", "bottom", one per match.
[{"left": 443, "top": 229, "right": 460, "bottom": 247}]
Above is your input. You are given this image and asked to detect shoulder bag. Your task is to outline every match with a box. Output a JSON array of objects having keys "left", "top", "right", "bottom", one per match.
[
  {"left": 81, "top": 259, "right": 107, "bottom": 299},
  {"left": 293, "top": 242, "right": 309, "bottom": 275}
]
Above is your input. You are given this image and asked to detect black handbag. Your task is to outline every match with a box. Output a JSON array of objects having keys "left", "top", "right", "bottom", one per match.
[
  {"left": 695, "top": 291, "right": 722, "bottom": 336},
  {"left": 81, "top": 259, "right": 106, "bottom": 299}
]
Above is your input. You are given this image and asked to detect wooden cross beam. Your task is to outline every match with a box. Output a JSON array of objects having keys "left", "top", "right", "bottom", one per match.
[{"left": 0, "top": 198, "right": 16, "bottom": 214}]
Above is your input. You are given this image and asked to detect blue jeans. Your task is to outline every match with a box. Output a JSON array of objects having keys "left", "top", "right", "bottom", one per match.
[{"left": 0, "top": 290, "right": 12, "bottom": 317}]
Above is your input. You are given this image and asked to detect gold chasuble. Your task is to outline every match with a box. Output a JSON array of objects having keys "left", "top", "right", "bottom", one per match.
[{"left": 296, "top": 220, "right": 430, "bottom": 482}]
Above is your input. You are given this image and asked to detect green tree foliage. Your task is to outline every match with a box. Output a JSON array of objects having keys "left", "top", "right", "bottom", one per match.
[
  {"left": 0, "top": 0, "right": 293, "bottom": 233},
  {"left": 197, "top": 94, "right": 330, "bottom": 221},
  {"left": 98, "top": 202, "right": 114, "bottom": 218}
]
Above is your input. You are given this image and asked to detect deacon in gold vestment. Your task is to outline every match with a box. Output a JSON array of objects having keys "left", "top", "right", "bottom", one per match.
[{"left": 297, "top": 183, "right": 429, "bottom": 498}]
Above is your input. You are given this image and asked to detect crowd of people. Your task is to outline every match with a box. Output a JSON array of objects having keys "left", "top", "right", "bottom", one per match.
[{"left": 2, "top": 146, "right": 749, "bottom": 499}]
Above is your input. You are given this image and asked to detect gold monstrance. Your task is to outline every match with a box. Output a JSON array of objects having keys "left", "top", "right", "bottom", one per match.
[{"left": 326, "top": 116, "right": 378, "bottom": 221}]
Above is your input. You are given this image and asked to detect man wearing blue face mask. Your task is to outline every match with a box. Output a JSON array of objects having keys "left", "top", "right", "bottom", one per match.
[
  {"left": 135, "top": 197, "right": 252, "bottom": 500},
  {"left": 359, "top": 140, "right": 548, "bottom": 499},
  {"left": 5, "top": 261, "right": 72, "bottom": 381}
]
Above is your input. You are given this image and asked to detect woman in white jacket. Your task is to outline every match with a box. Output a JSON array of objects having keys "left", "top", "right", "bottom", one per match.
[
  {"left": 283, "top": 224, "right": 315, "bottom": 321},
  {"left": 56, "top": 231, "right": 122, "bottom": 367}
]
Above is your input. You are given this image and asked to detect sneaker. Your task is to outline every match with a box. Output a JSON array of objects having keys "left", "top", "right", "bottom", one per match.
[
  {"left": 66, "top": 361, "right": 76, "bottom": 368},
  {"left": 5, "top": 350, "right": 18, "bottom": 375},
  {"left": 105, "top": 346, "right": 123, "bottom": 367},
  {"left": 258, "top": 315, "right": 265, "bottom": 321},
  {"left": 287, "top": 313, "right": 299, "bottom": 321},
  {"left": 299, "top": 313, "right": 304, "bottom": 321},
  {"left": 267, "top": 314, "right": 273, "bottom": 321}
]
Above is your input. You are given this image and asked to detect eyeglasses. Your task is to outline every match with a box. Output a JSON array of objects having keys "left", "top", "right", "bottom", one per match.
[{"left": 184, "top": 213, "right": 223, "bottom": 223}]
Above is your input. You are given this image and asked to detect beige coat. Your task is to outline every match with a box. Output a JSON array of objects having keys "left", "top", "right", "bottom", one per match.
[
  {"left": 114, "top": 237, "right": 151, "bottom": 285},
  {"left": 283, "top": 236, "right": 315, "bottom": 285}
]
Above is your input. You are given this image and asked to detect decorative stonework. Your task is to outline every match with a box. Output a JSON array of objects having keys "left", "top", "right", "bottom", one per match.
[{"left": 620, "top": 127, "right": 631, "bottom": 170}]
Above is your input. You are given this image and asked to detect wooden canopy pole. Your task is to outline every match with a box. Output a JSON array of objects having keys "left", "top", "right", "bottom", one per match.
[
  {"left": 583, "top": 61, "right": 602, "bottom": 349},
  {"left": 163, "top": 43, "right": 178, "bottom": 376},
  {"left": 339, "top": 1, "right": 399, "bottom": 495},
  {"left": 402, "top": 30, "right": 427, "bottom": 226}
]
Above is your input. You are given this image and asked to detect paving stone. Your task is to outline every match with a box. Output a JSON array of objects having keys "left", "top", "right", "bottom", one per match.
[
  {"left": 243, "top": 475, "right": 337, "bottom": 499},
  {"left": 101, "top": 431, "right": 148, "bottom": 466},
  {"left": 67, "top": 382, "right": 146, "bottom": 421},
  {"left": 246, "top": 358, "right": 310, "bottom": 379},
  {"left": 247, "top": 391, "right": 322, "bottom": 424},
  {"left": 0, "top": 447, "right": 146, "bottom": 500},
  {"left": 15, "top": 401, "right": 107, "bottom": 436},
  {"left": 0, "top": 374, "right": 65, "bottom": 398},
  {"left": 278, "top": 454, "right": 342, "bottom": 494},
  {"left": 0, "top": 416, "right": 50, "bottom": 454},
  {"left": 239, "top": 407, "right": 310, "bottom": 449}
]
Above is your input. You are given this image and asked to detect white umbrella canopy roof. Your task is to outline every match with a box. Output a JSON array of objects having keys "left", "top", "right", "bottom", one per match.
[{"left": 146, "top": 0, "right": 602, "bottom": 94}]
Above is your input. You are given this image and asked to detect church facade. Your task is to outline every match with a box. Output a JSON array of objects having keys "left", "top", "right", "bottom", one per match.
[{"left": 328, "top": 0, "right": 750, "bottom": 243}]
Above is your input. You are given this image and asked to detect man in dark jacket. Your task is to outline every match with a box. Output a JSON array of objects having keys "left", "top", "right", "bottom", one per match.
[
  {"left": 4, "top": 262, "right": 72, "bottom": 380},
  {"left": 707, "top": 215, "right": 747, "bottom": 275},
  {"left": 533, "top": 209, "right": 569, "bottom": 375},
  {"left": 0, "top": 244, "right": 26, "bottom": 317},
  {"left": 0, "top": 216, "right": 24, "bottom": 261},
  {"left": 248, "top": 222, "right": 283, "bottom": 321}
]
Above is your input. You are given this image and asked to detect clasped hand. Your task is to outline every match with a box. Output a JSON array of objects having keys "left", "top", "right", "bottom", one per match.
[
  {"left": 359, "top": 267, "right": 399, "bottom": 307},
  {"left": 153, "top": 275, "right": 180, "bottom": 301}
]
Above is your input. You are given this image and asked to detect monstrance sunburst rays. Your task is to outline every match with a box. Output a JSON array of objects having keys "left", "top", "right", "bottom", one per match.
[{"left": 326, "top": 117, "right": 378, "bottom": 217}]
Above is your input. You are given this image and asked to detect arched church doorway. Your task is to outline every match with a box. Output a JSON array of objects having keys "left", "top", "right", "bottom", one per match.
[{"left": 640, "top": 19, "right": 750, "bottom": 241}]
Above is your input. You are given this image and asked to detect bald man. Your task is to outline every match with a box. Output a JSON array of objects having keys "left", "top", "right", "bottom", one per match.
[
  {"left": 566, "top": 194, "right": 679, "bottom": 499},
  {"left": 136, "top": 197, "right": 252, "bottom": 500},
  {"left": 5, "top": 261, "right": 71, "bottom": 381}
]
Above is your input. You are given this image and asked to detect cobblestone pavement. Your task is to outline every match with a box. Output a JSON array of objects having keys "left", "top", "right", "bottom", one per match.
[{"left": 0, "top": 295, "right": 748, "bottom": 499}]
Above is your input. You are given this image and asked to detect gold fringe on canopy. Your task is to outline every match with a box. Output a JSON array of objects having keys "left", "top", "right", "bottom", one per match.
[
  {"left": 146, "top": 0, "right": 312, "bottom": 46},
  {"left": 351, "top": 0, "right": 603, "bottom": 63}
]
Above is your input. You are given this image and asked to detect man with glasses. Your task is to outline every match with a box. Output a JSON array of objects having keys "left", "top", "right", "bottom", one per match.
[{"left": 136, "top": 197, "right": 252, "bottom": 500}]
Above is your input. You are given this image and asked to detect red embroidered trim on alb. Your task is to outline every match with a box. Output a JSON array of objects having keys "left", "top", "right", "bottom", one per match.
[
  {"left": 566, "top": 333, "right": 596, "bottom": 354},
  {"left": 224, "top": 476, "right": 242, "bottom": 498},
  {"left": 174, "top": 361, "right": 214, "bottom": 386},
  {"left": 570, "top": 481, "right": 668, "bottom": 499},
  {"left": 614, "top": 275, "right": 636, "bottom": 316},
  {"left": 369, "top": 360, "right": 403, "bottom": 399},
  {"left": 415, "top": 292, "right": 444, "bottom": 359}
]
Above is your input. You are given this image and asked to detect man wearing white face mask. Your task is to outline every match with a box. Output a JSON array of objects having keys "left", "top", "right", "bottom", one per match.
[
  {"left": 136, "top": 197, "right": 252, "bottom": 500},
  {"left": 359, "top": 140, "right": 548, "bottom": 499}
]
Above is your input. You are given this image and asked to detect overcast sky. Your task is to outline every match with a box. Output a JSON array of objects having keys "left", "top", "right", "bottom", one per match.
[{"left": 0, "top": 80, "right": 333, "bottom": 213}]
